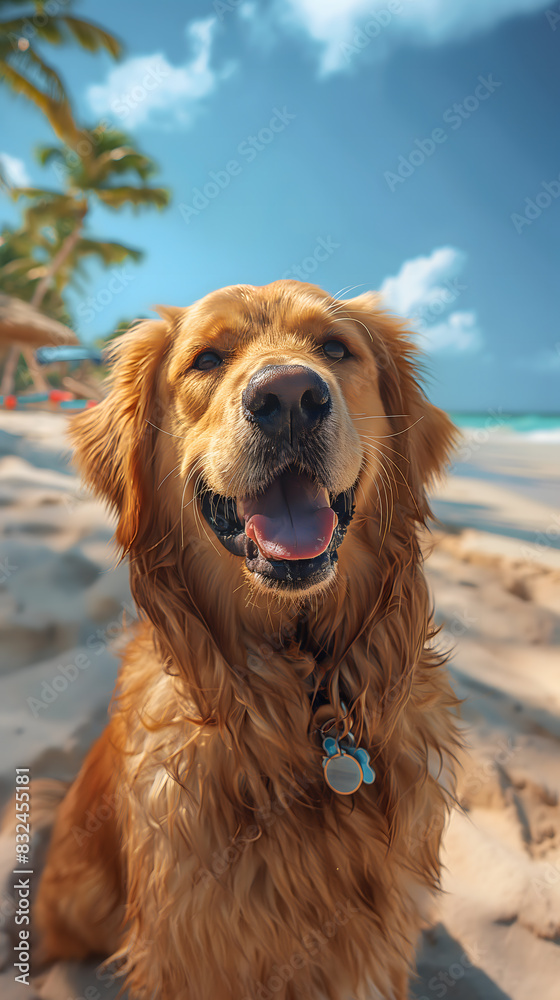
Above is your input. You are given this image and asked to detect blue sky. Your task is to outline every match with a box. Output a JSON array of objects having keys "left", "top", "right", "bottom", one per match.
[{"left": 1, "top": 0, "right": 559, "bottom": 411}]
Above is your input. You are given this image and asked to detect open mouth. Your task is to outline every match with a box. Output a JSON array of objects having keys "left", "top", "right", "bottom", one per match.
[{"left": 200, "top": 469, "right": 355, "bottom": 591}]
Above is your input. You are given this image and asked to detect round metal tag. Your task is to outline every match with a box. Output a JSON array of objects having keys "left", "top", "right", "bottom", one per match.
[{"left": 323, "top": 752, "right": 363, "bottom": 795}]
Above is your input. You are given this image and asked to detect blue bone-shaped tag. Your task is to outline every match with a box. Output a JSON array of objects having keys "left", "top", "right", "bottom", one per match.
[
  {"left": 322, "top": 736, "right": 376, "bottom": 785},
  {"left": 344, "top": 745, "right": 376, "bottom": 784},
  {"left": 323, "top": 736, "right": 339, "bottom": 758}
]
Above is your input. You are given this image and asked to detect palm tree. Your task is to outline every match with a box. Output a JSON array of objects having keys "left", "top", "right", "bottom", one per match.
[
  {"left": 0, "top": 223, "right": 70, "bottom": 322},
  {"left": 0, "top": 222, "right": 72, "bottom": 392},
  {"left": 0, "top": 0, "right": 122, "bottom": 390},
  {"left": 0, "top": 0, "right": 121, "bottom": 145},
  {"left": 16, "top": 126, "right": 169, "bottom": 302},
  {"left": 1, "top": 129, "right": 170, "bottom": 393}
]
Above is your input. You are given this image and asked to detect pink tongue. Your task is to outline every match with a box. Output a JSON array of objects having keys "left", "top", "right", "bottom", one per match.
[{"left": 238, "top": 474, "right": 337, "bottom": 561}]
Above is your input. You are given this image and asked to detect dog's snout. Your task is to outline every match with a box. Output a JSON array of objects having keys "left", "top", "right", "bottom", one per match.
[{"left": 242, "top": 364, "right": 331, "bottom": 439}]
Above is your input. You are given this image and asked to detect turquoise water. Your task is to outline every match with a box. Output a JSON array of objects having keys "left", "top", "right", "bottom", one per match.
[{"left": 450, "top": 413, "right": 560, "bottom": 433}]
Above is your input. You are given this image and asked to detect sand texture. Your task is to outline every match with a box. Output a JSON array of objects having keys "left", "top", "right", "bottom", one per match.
[{"left": 0, "top": 413, "right": 558, "bottom": 999}]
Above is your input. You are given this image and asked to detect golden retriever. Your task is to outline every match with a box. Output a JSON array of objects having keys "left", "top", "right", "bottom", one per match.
[{"left": 34, "top": 280, "right": 459, "bottom": 1000}]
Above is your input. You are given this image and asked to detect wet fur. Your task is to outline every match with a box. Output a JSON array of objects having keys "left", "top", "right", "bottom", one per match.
[{"left": 35, "top": 281, "right": 460, "bottom": 1000}]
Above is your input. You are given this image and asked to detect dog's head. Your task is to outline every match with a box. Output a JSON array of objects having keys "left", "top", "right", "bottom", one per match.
[{"left": 70, "top": 281, "right": 455, "bottom": 604}]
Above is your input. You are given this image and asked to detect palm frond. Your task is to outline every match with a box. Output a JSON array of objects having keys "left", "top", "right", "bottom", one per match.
[
  {"left": 0, "top": 13, "right": 121, "bottom": 55},
  {"left": 0, "top": 257, "right": 38, "bottom": 278},
  {"left": 59, "top": 16, "right": 121, "bottom": 57},
  {"left": 0, "top": 16, "right": 64, "bottom": 45},
  {"left": 15, "top": 44, "right": 65, "bottom": 100},
  {"left": 94, "top": 185, "right": 170, "bottom": 210},
  {"left": 35, "top": 143, "right": 67, "bottom": 167},
  {"left": 85, "top": 146, "right": 155, "bottom": 183},
  {"left": 11, "top": 186, "right": 81, "bottom": 215},
  {"left": 0, "top": 61, "right": 81, "bottom": 143},
  {"left": 72, "top": 237, "right": 143, "bottom": 266}
]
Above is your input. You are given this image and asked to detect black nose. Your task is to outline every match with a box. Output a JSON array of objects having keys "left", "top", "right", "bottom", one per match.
[{"left": 242, "top": 364, "right": 331, "bottom": 440}]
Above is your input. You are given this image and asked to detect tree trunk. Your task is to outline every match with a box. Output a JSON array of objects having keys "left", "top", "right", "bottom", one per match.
[
  {"left": 0, "top": 345, "right": 21, "bottom": 396},
  {"left": 30, "top": 214, "right": 84, "bottom": 309},
  {"left": 1, "top": 209, "right": 86, "bottom": 397}
]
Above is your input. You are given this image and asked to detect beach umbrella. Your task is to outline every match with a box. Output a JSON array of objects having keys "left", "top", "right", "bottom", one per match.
[{"left": 0, "top": 293, "right": 78, "bottom": 349}]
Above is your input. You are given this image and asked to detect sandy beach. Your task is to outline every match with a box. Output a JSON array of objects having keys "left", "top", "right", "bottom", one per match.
[{"left": 0, "top": 411, "right": 558, "bottom": 1000}]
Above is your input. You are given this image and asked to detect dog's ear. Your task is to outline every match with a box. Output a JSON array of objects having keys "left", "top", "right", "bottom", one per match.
[
  {"left": 342, "top": 292, "right": 457, "bottom": 512},
  {"left": 68, "top": 318, "right": 170, "bottom": 553}
]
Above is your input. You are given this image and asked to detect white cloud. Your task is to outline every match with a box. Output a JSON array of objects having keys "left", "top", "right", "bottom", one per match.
[
  {"left": 267, "top": 0, "right": 552, "bottom": 75},
  {"left": 380, "top": 246, "right": 483, "bottom": 354},
  {"left": 87, "top": 18, "right": 235, "bottom": 129},
  {"left": 423, "top": 310, "right": 483, "bottom": 354},
  {"left": 238, "top": 2, "right": 258, "bottom": 20},
  {"left": 380, "top": 246, "right": 466, "bottom": 316},
  {"left": 0, "top": 153, "right": 30, "bottom": 187}
]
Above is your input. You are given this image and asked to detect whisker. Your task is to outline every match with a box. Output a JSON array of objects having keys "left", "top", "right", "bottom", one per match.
[
  {"left": 329, "top": 315, "right": 373, "bottom": 343},
  {"left": 330, "top": 282, "right": 366, "bottom": 301},
  {"left": 145, "top": 420, "right": 189, "bottom": 441},
  {"left": 362, "top": 446, "right": 402, "bottom": 496},
  {"left": 179, "top": 473, "right": 189, "bottom": 549},
  {"left": 359, "top": 455, "right": 396, "bottom": 543},
  {"left": 366, "top": 469, "right": 416, "bottom": 527},
  {"left": 351, "top": 414, "right": 410, "bottom": 421},
  {"left": 157, "top": 463, "right": 182, "bottom": 491},
  {"left": 361, "top": 436, "right": 409, "bottom": 465},
  {"left": 362, "top": 416, "right": 425, "bottom": 440},
  {"left": 362, "top": 442, "right": 406, "bottom": 479},
  {"left": 191, "top": 474, "right": 220, "bottom": 554}
]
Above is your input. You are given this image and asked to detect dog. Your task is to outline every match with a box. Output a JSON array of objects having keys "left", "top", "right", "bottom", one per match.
[{"left": 34, "top": 280, "right": 459, "bottom": 1000}]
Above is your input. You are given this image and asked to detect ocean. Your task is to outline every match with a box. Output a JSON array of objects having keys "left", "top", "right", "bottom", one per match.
[{"left": 451, "top": 413, "right": 560, "bottom": 439}]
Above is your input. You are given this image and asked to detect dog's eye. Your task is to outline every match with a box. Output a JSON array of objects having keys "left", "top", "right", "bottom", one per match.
[
  {"left": 322, "top": 340, "right": 351, "bottom": 361},
  {"left": 193, "top": 351, "right": 222, "bottom": 371}
]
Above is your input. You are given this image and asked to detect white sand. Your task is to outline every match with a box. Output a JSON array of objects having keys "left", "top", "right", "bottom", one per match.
[{"left": 0, "top": 415, "right": 558, "bottom": 999}]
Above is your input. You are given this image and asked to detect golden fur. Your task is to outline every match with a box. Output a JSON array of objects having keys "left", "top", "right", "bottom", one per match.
[{"left": 35, "top": 280, "right": 460, "bottom": 1000}]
